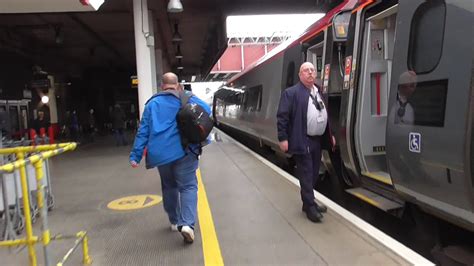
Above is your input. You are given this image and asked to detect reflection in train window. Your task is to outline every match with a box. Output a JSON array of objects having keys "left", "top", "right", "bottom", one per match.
[
  {"left": 243, "top": 85, "right": 263, "bottom": 112},
  {"left": 404, "top": 79, "right": 448, "bottom": 127},
  {"left": 408, "top": 0, "right": 445, "bottom": 74}
]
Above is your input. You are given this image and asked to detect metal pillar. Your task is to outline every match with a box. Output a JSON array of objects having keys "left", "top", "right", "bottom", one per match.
[{"left": 133, "top": 0, "right": 157, "bottom": 118}]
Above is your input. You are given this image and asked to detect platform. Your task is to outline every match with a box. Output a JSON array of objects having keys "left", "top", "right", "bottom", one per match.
[{"left": 0, "top": 130, "right": 432, "bottom": 265}]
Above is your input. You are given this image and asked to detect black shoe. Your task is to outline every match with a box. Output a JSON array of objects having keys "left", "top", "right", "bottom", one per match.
[
  {"left": 316, "top": 205, "right": 327, "bottom": 213},
  {"left": 303, "top": 205, "right": 323, "bottom": 223},
  {"left": 302, "top": 204, "right": 327, "bottom": 213}
]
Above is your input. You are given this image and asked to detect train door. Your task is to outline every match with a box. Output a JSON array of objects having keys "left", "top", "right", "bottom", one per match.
[
  {"left": 354, "top": 5, "right": 398, "bottom": 186},
  {"left": 386, "top": 0, "right": 474, "bottom": 228},
  {"left": 7, "top": 101, "right": 21, "bottom": 140},
  {"left": 0, "top": 100, "right": 8, "bottom": 138}
]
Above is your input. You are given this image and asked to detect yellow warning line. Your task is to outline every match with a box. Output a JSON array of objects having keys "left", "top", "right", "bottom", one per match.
[{"left": 197, "top": 168, "right": 224, "bottom": 266}]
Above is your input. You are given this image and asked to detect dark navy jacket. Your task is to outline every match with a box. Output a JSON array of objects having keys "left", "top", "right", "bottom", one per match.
[{"left": 277, "top": 82, "right": 332, "bottom": 155}]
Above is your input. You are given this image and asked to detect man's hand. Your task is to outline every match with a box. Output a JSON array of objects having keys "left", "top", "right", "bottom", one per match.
[
  {"left": 331, "top": 136, "right": 336, "bottom": 152},
  {"left": 279, "top": 140, "right": 288, "bottom": 153},
  {"left": 130, "top": 160, "right": 139, "bottom": 168}
]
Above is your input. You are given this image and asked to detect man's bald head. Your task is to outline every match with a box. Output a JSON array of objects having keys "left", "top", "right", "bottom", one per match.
[
  {"left": 162, "top": 72, "right": 179, "bottom": 91},
  {"left": 298, "top": 62, "right": 316, "bottom": 89}
]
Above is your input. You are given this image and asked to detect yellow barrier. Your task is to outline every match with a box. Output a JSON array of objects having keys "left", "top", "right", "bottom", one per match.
[{"left": 0, "top": 142, "right": 92, "bottom": 266}]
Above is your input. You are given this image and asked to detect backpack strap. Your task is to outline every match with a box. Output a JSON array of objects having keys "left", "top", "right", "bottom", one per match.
[
  {"left": 153, "top": 89, "right": 193, "bottom": 107},
  {"left": 178, "top": 90, "right": 193, "bottom": 108}
]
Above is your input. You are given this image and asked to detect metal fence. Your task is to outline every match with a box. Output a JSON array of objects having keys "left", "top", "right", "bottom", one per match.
[{"left": 0, "top": 141, "right": 91, "bottom": 266}]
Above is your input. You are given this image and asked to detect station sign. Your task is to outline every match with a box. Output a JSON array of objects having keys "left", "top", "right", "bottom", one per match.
[
  {"left": 343, "top": 56, "right": 352, "bottom": 90},
  {"left": 323, "top": 64, "right": 330, "bottom": 93},
  {"left": 131, "top": 75, "right": 138, "bottom": 88}
]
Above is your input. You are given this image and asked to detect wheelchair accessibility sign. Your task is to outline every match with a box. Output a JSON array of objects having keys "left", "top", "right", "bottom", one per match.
[{"left": 409, "top": 132, "right": 421, "bottom": 153}]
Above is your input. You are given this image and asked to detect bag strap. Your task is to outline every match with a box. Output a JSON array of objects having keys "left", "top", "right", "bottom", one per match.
[
  {"left": 150, "top": 89, "right": 194, "bottom": 107},
  {"left": 178, "top": 90, "right": 193, "bottom": 108}
]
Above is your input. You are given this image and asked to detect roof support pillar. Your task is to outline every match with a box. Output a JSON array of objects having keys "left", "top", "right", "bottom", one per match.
[{"left": 133, "top": 0, "right": 157, "bottom": 118}]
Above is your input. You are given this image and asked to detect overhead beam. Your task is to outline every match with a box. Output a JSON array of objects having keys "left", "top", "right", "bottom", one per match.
[{"left": 68, "top": 14, "right": 129, "bottom": 65}]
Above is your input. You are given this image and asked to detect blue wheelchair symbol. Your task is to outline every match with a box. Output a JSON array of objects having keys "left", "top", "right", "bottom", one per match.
[{"left": 409, "top": 133, "right": 421, "bottom": 153}]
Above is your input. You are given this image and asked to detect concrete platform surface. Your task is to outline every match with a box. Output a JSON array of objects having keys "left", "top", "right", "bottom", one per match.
[{"left": 0, "top": 132, "right": 424, "bottom": 265}]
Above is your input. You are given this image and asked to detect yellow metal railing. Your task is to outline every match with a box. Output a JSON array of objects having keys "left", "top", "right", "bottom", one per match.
[{"left": 0, "top": 142, "right": 92, "bottom": 266}]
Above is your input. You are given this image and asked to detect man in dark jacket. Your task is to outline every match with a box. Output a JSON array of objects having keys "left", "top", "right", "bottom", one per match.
[
  {"left": 277, "top": 62, "right": 335, "bottom": 223},
  {"left": 32, "top": 110, "right": 50, "bottom": 135}
]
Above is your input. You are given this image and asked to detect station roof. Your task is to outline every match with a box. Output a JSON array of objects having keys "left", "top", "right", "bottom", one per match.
[{"left": 0, "top": 0, "right": 343, "bottom": 81}]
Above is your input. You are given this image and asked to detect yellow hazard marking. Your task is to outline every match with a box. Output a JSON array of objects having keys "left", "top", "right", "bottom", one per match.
[
  {"left": 351, "top": 192, "right": 381, "bottom": 208},
  {"left": 362, "top": 171, "right": 393, "bottom": 185},
  {"left": 107, "top": 195, "right": 162, "bottom": 211},
  {"left": 197, "top": 168, "right": 224, "bottom": 266}
]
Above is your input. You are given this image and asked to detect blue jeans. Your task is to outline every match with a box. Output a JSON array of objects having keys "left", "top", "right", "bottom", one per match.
[{"left": 157, "top": 152, "right": 199, "bottom": 228}]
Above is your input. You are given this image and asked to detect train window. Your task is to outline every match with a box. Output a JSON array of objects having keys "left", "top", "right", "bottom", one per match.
[
  {"left": 243, "top": 85, "right": 263, "bottom": 112},
  {"left": 396, "top": 79, "right": 448, "bottom": 127},
  {"left": 407, "top": 0, "right": 446, "bottom": 74}
]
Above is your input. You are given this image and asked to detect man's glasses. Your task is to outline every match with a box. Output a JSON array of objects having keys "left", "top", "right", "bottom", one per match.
[{"left": 302, "top": 68, "right": 316, "bottom": 73}]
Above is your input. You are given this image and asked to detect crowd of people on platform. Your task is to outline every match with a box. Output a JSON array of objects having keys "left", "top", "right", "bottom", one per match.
[{"left": 31, "top": 104, "right": 139, "bottom": 145}]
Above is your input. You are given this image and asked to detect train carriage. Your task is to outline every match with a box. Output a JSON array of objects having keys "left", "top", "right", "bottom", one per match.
[{"left": 213, "top": 0, "right": 474, "bottom": 234}]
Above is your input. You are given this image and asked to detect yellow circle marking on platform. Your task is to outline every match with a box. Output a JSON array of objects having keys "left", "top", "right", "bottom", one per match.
[{"left": 107, "top": 195, "right": 162, "bottom": 211}]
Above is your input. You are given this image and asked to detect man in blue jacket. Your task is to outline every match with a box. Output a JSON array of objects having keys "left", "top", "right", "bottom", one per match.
[
  {"left": 277, "top": 62, "right": 335, "bottom": 223},
  {"left": 129, "top": 72, "right": 211, "bottom": 244}
]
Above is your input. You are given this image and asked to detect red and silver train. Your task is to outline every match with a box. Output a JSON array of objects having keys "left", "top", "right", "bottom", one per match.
[{"left": 213, "top": 0, "right": 474, "bottom": 238}]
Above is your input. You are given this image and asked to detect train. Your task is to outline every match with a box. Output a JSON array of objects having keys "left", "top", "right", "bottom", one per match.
[{"left": 213, "top": 0, "right": 473, "bottom": 239}]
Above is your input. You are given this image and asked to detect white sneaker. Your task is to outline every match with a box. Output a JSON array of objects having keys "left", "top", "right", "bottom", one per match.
[
  {"left": 180, "top": 226, "right": 194, "bottom": 243},
  {"left": 170, "top": 224, "right": 178, "bottom": 232}
]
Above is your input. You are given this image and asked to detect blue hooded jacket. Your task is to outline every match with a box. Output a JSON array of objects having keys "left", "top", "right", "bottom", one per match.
[{"left": 129, "top": 91, "right": 211, "bottom": 168}]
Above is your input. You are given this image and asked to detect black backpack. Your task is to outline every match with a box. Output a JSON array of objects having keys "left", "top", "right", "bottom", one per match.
[{"left": 157, "top": 90, "right": 213, "bottom": 152}]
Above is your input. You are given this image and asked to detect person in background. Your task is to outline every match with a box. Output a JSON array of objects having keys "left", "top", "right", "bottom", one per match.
[
  {"left": 87, "top": 108, "right": 96, "bottom": 142},
  {"left": 112, "top": 104, "right": 127, "bottom": 146},
  {"left": 277, "top": 62, "right": 335, "bottom": 223},
  {"left": 32, "top": 110, "right": 50, "bottom": 136},
  {"left": 129, "top": 72, "right": 211, "bottom": 244},
  {"left": 70, "top": 110, "right": 79, "bottom": 141}
]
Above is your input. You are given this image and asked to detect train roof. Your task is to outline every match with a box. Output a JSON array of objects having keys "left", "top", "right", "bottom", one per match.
[{"left": 226, "top": 0, "right": 374, "bottom": 85}]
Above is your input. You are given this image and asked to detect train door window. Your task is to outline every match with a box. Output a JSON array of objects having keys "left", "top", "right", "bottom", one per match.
[
  {"left": 8, "top": 105, "right": 19, "bottom": 139},
  {"left": 243, "top": 85, "right": 263, "bottom": 112},
  {"left": 0, "top": 105, "right": 8, "bottom": 137},
  {"left": 408, "top": 0, "right": 445, "bottom": 74},
  {"left": 20, "top": 105, "right": 29, "bottom": 134},
  {"left": 307, "top": 41, "right": 325, "bottom": 86}
]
